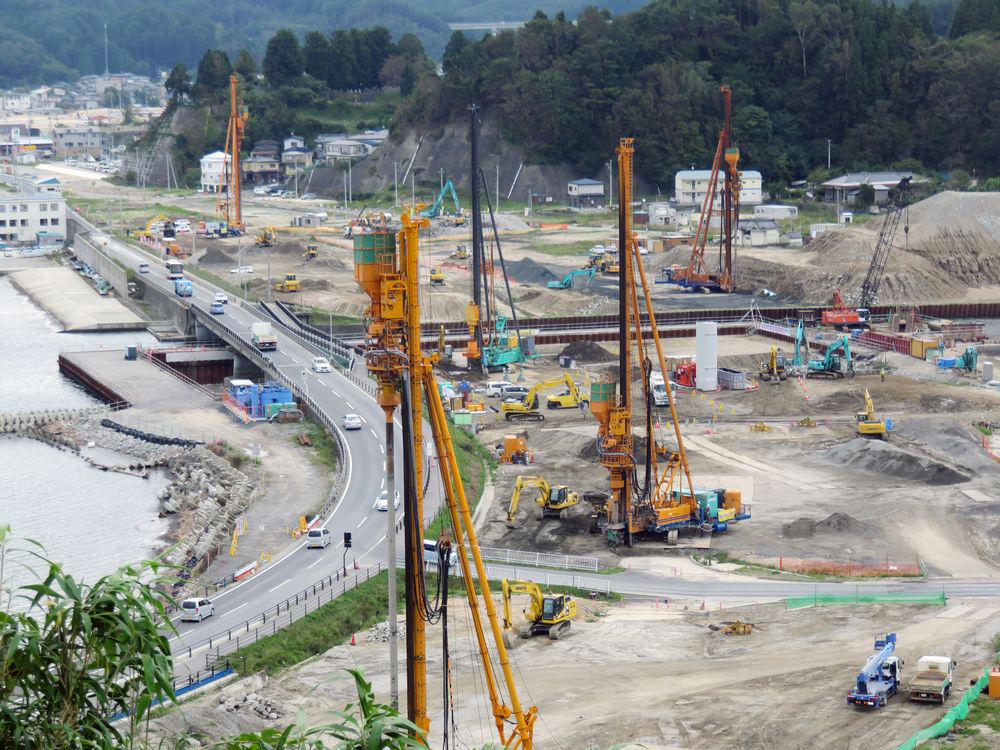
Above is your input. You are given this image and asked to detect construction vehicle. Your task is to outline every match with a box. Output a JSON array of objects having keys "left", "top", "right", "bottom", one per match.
[
  {"left": 792, "top": 319, "right": 807, "bottom": 366},
  {"left": 545, "top": 373, "right": 589, "bottom": 409},
  {"left": 669, "top": 86, "right": 740, "bottom": 293},
  {"left": 821, "top": 289, "right": 870, "bottom": 329},
  {"left": 547, "top": 268, "right": 596, "bottom": 290},
  {"left": 723, "top": 620, "right": 753, "bottom": 635},
  {"left": 954, "top": 346, "right": 977, "bottom": 372},
  {"left": 251, "top": 322, "right": 277, "bottom": 351},
  {"left": 450, "top": 245, "right": 469, "bottom": 260},
  {"left": 498, "top": 434, "right": 528, "bottom": 465},
  {"left": 353, "top": 204, "right": 537, "bottom": 746},
  {"left": 501, "top": 374, "right": 577, "bottom": 421},
  {"left": 273, "top": 274, "right": 299, "bottom": 293},
  {"left": 588, "top": 138, "right": 749, "bottom": 550},
  {"left": 419, "top": 178, "right": 463, "bottom": 221},
  {"left": 907, "top": 656, "right": 955, "bottom": 704},
  {"left": 303, "top": 243, "right": 318, "bottom": 261},
  {"left": 217, "top": 75, "right": 248, "bottom": 232},
  {"left": 672, "top": 361, "right": 697, "bottom": 388},
  {"left": 856, "top": 389, "right": 888, "bottom": 440},
  {"left": 505, "top": 475, "right": 579, "bottom": 527},
  {"left": 501, "top": 579, "right": 577, "bottom": 641},
  {"left": 807, "top": 336, "right": 853, "bottom": 379},
  {"left": 429, "top": 267, "right": 445, "bottom": 286},
  {"left": 749, "top": 422, "right": 771, "bottom": 432},
  {"left": 255, "top": 226, "right": 276, "bottom": 247},
  {"left": 758, "top": 347, "right": 788, "bottom": 382},
  {"left": 847, "top": 633, "right": 903, "bottom": 708}
]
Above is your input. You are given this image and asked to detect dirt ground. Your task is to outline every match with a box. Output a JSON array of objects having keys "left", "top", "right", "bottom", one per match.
[{"left": 147, "top": 595, "right": 1000, "bottom": 750}]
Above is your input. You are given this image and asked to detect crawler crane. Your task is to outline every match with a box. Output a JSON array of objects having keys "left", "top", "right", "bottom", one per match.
[{"left": 354, "top": 205, "right": 536, "bottom": 748}]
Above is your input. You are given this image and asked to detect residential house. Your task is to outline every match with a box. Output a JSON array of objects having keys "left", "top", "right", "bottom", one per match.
[
  {"left": 647, "top": 201, "right": 676, "bottom": 226},
  {"left": 0, "top": 193, "right": 66, "bottom": 245},
  {"left": 320, "top": 139, "right": 366, "bottom": 161},
  {"left": 53, "top": 127, "right": 104, "bottom": 158},
  {"left": 281, "top": 147, "right": 313, "bottom": 176},
  {"left": 1, "top": 93, "right": 31, "bottom": 112},
  {"left": 821, "top": 171, "right": 926, "bottom": 205},
  {"left": 735, "top": 218, "right": 780, "bottom": 246},
  {"left": 313, "top": 133, "right": 347, "bottom": 161},
  {"left": 674, "top": 169, "right": 763, "bottom": 207},
  {"left": 242, "top": 155, "right": 282, "bottom": 185},
  {"left": 251, "top": 140, "right": 280, "bottom": 159},
  {"left": 200, "top": 151, "right": 231, "bottom": 193},
  {"left": 567, "top": 177, "right": 604, "bottom": 208},
  {"left": 283, "top": 134, "right": 305, "bottom": 152}
]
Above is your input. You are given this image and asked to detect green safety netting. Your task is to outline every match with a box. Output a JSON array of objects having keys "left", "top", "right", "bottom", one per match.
[
  {"left": 786, "top": 593, "right": 947, "bottom": 609},
  {"left": 894, "top": 670, "right": 990, "bottom": 750}
]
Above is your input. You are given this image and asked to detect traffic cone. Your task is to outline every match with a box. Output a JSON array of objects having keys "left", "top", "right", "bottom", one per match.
[{"left": 350, "top": 633, "right": 356, "bottom": 646}]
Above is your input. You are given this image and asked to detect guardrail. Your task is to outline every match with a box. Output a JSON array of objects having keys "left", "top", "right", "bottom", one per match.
[
  {"left": 479, "top": 546, "right": 600, "bottom": 571},
  {"left": 481, "top": 564, "right": 611, "bottom": 594}
]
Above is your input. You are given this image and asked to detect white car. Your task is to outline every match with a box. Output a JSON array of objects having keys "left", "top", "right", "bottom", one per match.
[
  {"left": 253, "top": 186, "right": 269, "bottom": 195},
  {"left": 376, "top": 489, "right": 400, "bottom": 512},
  {"left": 306, "top": 528, "right": 332, "bottom": 548},
  {"left": 214, "top": 292, "right": 229, "bottom": 304},
  {"left": 341, "top": 413, "right": 363, "bottom": 430},
  {"left": 311, "top": 356, "right": 332, "bottom": 373},
  {"left": 229, "top": 266, "right": 254, "bottom": 274},
  {"left": 180, "top": 597, "right": 215, "bottom": 622}
]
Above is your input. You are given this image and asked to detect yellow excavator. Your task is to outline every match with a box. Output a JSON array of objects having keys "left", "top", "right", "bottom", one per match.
[
  {"left": 429, "top": 266, "right": 445, "bottom": 286},
  {"left": 856, "top": 389, "right": 887, "bottom": 440},
  {"left": 501, "top": 373, "right": 579, "bottom": 421},
  {"left": 505, "top": 475, "right": 579, "bottom": 527},
  {"left": 501, "top": 579, "right": 577, "bottom": 643},
  {"left": 255, "top": 226, "right": 277, "bottom": 247},
  {"left": 758, "top": 346, "right": 788, "bottom": 382},
  {"left": 545, "top": 372, "right": 589, "bottom": 409},
  {"left": 273, "top": 273, "right": 300, "bottom": 292}
]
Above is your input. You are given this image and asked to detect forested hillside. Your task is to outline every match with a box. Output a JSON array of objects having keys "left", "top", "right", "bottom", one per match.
[
  {"left": 396, "top": 0, "right": 1000, "bottom": 187},
  {"left": 0, "top": 0, "right": 648, "bottom": 87}
]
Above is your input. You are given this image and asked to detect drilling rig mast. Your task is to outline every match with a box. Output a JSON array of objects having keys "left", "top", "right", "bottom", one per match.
[{"left": 217, "top": 74, "right": 247, "bottom": 231}]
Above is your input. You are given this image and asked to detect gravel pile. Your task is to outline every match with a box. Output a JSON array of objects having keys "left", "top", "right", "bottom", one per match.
[
  {"left": 365, "top": 619, "right": 405, "bottom": 643},
  {"left": 783, "top": 512, "right": 868, "bottom": 539},
  {"left": 819, "top": 437, "right": 970, "bottom": 485},
  {"left": 559, "top": 341, "right": 616, "bottom": 363},
  {"left": 199, "top": 248, "right": 234, "bottom": 265},
  {"left": 506, "top": 257, "right": 559, "bottom": 284},
  {"left": 218, "top": 692, "right": 283, "bottom": 720}
]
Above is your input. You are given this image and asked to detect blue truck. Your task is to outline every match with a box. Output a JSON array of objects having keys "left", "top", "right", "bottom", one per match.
[
  {"left": 173, "top": 279, "right": 193, "bottom": 297},
  {"left": 848, "top": 633, "right": 902, "bottom": 708}
]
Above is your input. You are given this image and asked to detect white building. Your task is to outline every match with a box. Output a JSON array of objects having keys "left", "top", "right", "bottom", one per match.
[
  {"left": 735, "top": 218, "right": 780, "bottom": 247},
  {"left": 321, "top": 139, "right": 367, "bottom": 160},
  {"left": 200, "top": 151, "right": 231, "bottom": 193},
  {"left": 674, "top": 169, "right": 763, "bottom": 207},
  {"left": 648, "top": 201, "right": 676, "bottom": 226},
  {"left": 567, "top": 177, "right": 604, "bottom": 208},
  {"left": 0, "top": 193, "right": 66, "bottom": 244},
  {"left": 1, "top": 93, "right": 32, "bottom": 112},
  {"left": 283, "top": 134, "right": 305, "bottom": 151},
  {"left": 754, "top": 204, "right": 798, "bottom": 220}
]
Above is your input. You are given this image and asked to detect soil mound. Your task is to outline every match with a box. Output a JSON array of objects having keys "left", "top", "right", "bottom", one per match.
[
  {"left": 199, "top": 248, "right": 234, "bottom": 265},
  {"left": 311, "top": 258, "right": 348, "bottom": 271},
  {"left": 506, "top": 257, "right": 559, "bottom": 285},
  {"left": 299, "top": 278, "right": 332, "bottom": 291},
  {"left": 559, "top": 341, "right": 616, "bottom": 363},
  {"left": 782, "top": 512, "right": 868, "bottom": 539},
  {"left": 819, "top": 438, "right": 970, "bottom": 485}
]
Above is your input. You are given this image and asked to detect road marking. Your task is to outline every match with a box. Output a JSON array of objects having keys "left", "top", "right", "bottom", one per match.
[
  {"left": 346, "top": 401, "right": 355, "bottom": 408},
  {"left": 268, "top": 578, "right": 292, "bottom": 593},
  {"left": 357, "top": 516, "right": 368, "bottom": 528},
  {"left": 370, "top": 428, "right": 378, "bottom": 438},
  {"left": 380, "top": 444, "right": 385, "bottom": 454},
  {"left": 228, "top": 602, "right": 249, "bottom": 614},
  {"left": 381, "top": 477, "right": 385, "bottom": 489},
  {"left": 308, "top": 557, "right": 324, "bottom": 569},
  {"left": 331, "top": 389, "right": 341, "bottom": 397}
]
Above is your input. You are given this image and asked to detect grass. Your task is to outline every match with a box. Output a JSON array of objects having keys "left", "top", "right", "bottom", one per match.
[
  {"left": 299, "top": 91, "right": 400, "bottom": 132},
  {"left": 185, "top": 265, "right": 258, "bottom": 302},
  {"left": 296, "top": 421, "right": 339, "bottom": 475},
  {"left": 696, "top": 550, "right": 924, "bottom": 581},
  {"left": 302, "top": 306, "right": 362, "bottom": 327},
  {"left": 532, "top": 240, "right": 594, "bottom": 256},
  {"left": 424, "top": 418, "right": 496, "bottom": 541}
]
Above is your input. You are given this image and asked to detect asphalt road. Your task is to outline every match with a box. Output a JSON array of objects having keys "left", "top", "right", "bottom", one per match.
[{"left": 70, "top": 217, "right": 1000, "bottom": 673}]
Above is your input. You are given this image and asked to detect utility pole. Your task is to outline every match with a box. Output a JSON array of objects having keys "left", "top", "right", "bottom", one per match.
[
  {"left": 343, "top": 170, "right": 347, "bottom": 211},
  {"left": 439, "top": 168, "right": 443, "bottom": 191},
  {"left": 394, "top": 162, "right": 399, "bottom": 207},
  {"left": 411, "top": 172, "right": 415, "bottom": 208},
  {"left": 104, "top": 23, "right": 109, "bottom": 77},
  {"left": 348, "top": 160, "right": 353, "bottom": 203},
  {"left": 496, "top": 162, "right": 500, "bottom": 207},
  {"left": 827, "top": 139, "right": 832, "bottom": 170},
  {"left": 608, "top": 159, "right": 614, "bottom": 208}
]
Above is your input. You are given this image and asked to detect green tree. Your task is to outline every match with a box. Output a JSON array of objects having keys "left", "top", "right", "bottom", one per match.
[
  {"left": 165, "top": 63, "right": 191, "bottom": 100},
  {"left": 303, "top": 30, "right": 332, "bottom": 85},
  {"left": 948, "top": 168, "right": 972, "bottom": 188},
  {"left": 396, "top": 32, "right": 425, "bottom": 60},
  {"left": 234, "top": 49, "right": 257, "bottom": 79},
  {"left": 263, "top": 29, "right": 304, "bottom": 88},
  {"left": 855, "top": 183, "right": 876, "bottom": 206},
  {"left": 442, "top": 31, "right": 470, "bottom": 75},
  {"left": 950, "top": 0, "right": 1000, "bottom": 36},
  {"left": 195, "top": 49, "right": 232, "bottom": 95},
  {"left": 400, "top": 63, "right": 416, "bottom": 97},
  {"left": 0, "top": 528, "right": 174, "bottom": 749}
]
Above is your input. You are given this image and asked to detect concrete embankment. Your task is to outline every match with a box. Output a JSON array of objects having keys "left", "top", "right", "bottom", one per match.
[{"left": 10, "top": 267, "right": 145, "bottom": 331}]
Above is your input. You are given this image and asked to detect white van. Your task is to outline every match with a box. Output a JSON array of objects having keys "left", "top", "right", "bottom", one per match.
[
  {"left": 138, "top": 263, "right": 150, "bottom": 274},
  {"left": 180, "top": 597, "right": 215, "bottom": 622},
  {"left": 484, "top": 381, "right": 513, "bottom": 398},
  {"left": 423, "top": 540, "right": 459, "bottom": 569},
  {"left": 307, "top": 528, "right": 332, "bottom": 548}
]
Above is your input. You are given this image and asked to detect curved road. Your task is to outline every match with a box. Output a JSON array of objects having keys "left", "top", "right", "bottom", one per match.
[{"left": 72, "top": 219, "right": 1000, "bottom": 673}]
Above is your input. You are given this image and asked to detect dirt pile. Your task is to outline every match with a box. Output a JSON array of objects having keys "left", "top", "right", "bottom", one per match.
[
  {"left": 559, "top": 341, "right": 616, "bottom": 363},
  {"left": 506, "top": 257, "right": 559, "bottom": 284},
  {"left": 819, "top": 438, "right": 970, "bottom": 485},
  {"left": 783, "top": 512, "right": 868, "bottom": 538},
  {"left": 299, "top": 278, "right": 332, "bottom": 291},
  {"left": 310, "top": 258, "right": 348, "bottom": 271},
  {"left": 199, "top": 247, "right": 234, "bottom": 265}
]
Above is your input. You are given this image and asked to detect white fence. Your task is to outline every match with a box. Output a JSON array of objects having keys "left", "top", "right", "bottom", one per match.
[{"left": 478, "top": 546, "right": 600, "bottom": 572}]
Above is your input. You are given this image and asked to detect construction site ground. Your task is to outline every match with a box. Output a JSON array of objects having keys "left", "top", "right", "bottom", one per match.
[{"left": 147, "top": 593, "right": 1000, "bottom": 750}]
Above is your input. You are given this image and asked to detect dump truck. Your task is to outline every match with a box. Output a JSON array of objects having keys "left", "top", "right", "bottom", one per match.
[
  {"left": 907, "top": 656, "right": 955, "bottom": 704},
  {"left": 251, "top": 322, "right": 278, "bottom": 351}
]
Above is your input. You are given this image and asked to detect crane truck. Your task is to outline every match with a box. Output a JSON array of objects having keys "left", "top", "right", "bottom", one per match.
[
  {"left": 501, "top": 579, "right": 577, "bottom": 644},
  {"left": 506, "top": 475, "right": 579, "bottom": 527},
  {"left": 847, "top": 633, "right": 903, "bottom": 708}
]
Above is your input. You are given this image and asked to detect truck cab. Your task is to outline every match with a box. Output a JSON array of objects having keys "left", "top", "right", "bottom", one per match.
[{"left": 907, "top": 656, "right": 955, "bottom": 704}]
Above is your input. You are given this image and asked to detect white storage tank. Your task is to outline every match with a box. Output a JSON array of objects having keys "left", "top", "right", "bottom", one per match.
[
  {"left": 983, "top": 361, "right": 994, "bottom": 383},
  {"left": 695, "top": 321, "right": 718, "bottom": 391}
]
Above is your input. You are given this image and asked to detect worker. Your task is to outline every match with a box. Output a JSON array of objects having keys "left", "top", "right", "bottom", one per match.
[
  {"left": 579, "top": 399, "right": 587, "bottom": 419},
  {"left": 880, "top": 368, "right": 886, "bottom": 382}
]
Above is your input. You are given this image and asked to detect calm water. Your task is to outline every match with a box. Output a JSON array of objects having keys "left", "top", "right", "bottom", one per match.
[{"left": 0, "top": 274, "right": 169, "bottom": 589}]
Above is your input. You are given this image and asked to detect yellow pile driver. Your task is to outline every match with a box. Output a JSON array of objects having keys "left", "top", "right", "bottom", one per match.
[
  {"left": 505, "top": 475, "right": 579, "bottom": 527},
  {"left": 501, "top": 579, "right": 577, "bottom": 642}
]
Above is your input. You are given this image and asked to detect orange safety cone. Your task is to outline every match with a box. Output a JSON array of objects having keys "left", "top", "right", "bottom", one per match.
[{"left": 350, "top": 633, "right": 356, "bottom": 646}]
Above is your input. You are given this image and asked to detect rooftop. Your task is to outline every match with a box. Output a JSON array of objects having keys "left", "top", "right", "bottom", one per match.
[
  {"left": 821, "top": 171, "right": 928, "bottom": 188},
  {"left": 569, "top": 178, "right": 603, "bottom": 185},
  {"left": 677, "top": 169, "right": 762, "bottom": 180}
]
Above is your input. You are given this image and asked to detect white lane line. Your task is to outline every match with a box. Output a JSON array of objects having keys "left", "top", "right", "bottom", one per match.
[
  {"left": 357, "top": 516, "right": 368, "bottom": 528},
  {"left": 267, "top": 578, "right": 292, "bottom": 593},
  {"left": 359, "top": 415, "right": 367, "bottom": 424},
  {"left": 346, "top": 401, "right": 355, "bottom": 409},
  {"left": 308, "top": 557, "right": 324, "bottom": 569},
  {"left": 381, "top": 477, "right": 385, "bottom": 489},
  {"left": 331, "top": 389, "right": 341, "bottom": 397},
  {"left": 380, "top": 444, "right": 385, "bottom": 454},
  {"left": 370, "top": 427, "right": 378, "bottom": 438},
  {"left": 228, "top": 602, "right": 249, "bottom": 614}
]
